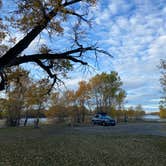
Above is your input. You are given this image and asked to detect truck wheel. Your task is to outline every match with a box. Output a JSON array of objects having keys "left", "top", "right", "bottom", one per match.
[{"left": 102, "top": 122, "right": 106, "bottom": 126}]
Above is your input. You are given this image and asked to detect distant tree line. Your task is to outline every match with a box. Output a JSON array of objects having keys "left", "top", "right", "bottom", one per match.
[{"left": 0, "top": 67, "right": 146, "bottom": 127}]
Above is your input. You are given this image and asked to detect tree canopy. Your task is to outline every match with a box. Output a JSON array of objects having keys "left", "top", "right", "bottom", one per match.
[{"left": 0, "top": 0, "right": 110, "bottom": 91}]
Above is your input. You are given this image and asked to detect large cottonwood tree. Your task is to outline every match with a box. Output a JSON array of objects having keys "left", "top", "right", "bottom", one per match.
[
  {"left": 0, "top": 0, "right": 110, "bottom": 91},
  {"left": 89, "top": 72, "right": 126, "bottom": 112}
]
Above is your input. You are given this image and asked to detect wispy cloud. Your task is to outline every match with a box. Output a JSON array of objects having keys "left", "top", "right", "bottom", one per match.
[
  {"left": 2, "top": 0, "right": 166, "bottom": 112},
  {"left": 87, "top": 0, "right": 166, "bottom": 112}
]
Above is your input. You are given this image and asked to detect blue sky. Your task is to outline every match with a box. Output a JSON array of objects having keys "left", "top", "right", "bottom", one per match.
[
  {"left": 61, "top": 0, "right": 166, "bottom": 112},
  {"left": 87, "top": 0, "right": 166, "bottom": 112},
  {"left": 66, "top": 0, "right": 166, "bottom": 112},
  {"left": 1, "top": 0, "right": 166, "bottom": 112}
]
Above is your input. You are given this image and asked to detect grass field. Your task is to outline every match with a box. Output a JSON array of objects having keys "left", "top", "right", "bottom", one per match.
[{"left": 0, "top": 125, "right": 166, "bottom": 166}]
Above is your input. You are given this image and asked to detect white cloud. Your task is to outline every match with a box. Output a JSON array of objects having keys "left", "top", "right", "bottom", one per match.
[
  {"left": 148, "top": 35, "right": 166, "bottom": 59},
  {"left": 108, "top": 0, "right": 133, "bottom": 16},
  {"left": 88, "top": 0, "right": 166, "bottom": 111},
  {"left": 65, "top": 77, "right": 82, "bottom": 87}
]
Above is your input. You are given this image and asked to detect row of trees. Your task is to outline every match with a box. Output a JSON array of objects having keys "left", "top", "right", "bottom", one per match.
[
  {"left": 0, "top": 67, "right": 144, "bottom": 126},
  {"left": 0, "top": 67, "right": 146, "bottom": 127},
  {"left": 0, "top": 70, "right": 159, "bottom": 125},
  {"left": 46, "top": 71, "right": 127, "bottom": 123},
  {"left": 0, "top": 67, "right": 51, "bottom": 127}
]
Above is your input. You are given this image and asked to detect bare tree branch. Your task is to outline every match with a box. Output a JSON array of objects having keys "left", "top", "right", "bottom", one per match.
[
  {"left": 6, "top": 45, "right": 112, "bottom": 68},
  {"left": 11, "top": 54, "right": 88, "bottom": 66},
  {"left": 34, "top": 59, "right": 55, "bottom": 78},
  {"left": 65, "top": 9, "right": 89, "bottom": 24},
  {"left": 9, "top": 46, "right": 96, "bottom": 67}
]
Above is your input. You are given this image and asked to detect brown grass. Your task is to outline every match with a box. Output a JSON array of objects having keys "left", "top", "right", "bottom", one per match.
[{"left": 0, "top": 125, "right": 165, "bottom": 166}]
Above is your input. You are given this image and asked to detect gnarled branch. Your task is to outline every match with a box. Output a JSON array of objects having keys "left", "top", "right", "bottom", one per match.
[
  {"left": 9, "top": 46, "right": 97, "bottom": 67},
  {"left": 0, "top": 0, "right": 82, "bottom": 68}
]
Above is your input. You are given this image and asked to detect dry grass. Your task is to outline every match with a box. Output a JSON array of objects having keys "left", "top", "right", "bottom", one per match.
[{"left": 0, "top": 125, "right": 165, "bottom": 166}]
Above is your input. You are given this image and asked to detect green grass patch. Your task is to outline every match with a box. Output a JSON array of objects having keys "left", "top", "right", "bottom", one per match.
[{"left": 0, "top": 126, "right": 165, "bottom": 166}]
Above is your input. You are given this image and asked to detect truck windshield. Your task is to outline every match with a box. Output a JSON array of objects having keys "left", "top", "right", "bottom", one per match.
[{"left": 104, "top": 116, "right": 113, "bottom": 120}]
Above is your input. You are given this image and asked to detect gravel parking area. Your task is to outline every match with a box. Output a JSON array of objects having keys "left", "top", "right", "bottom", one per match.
[
  {"left": 0, "top": 122, "right": 166, "bottom": 138},
  {"left": 73, "top": 122, "right": 166, "bottom": 136}
]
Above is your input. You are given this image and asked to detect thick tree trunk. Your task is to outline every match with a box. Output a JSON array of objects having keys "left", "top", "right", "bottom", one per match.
[
  {"left": 81, "top": 111, "right": 85, "bottom": 123},
  {"left": 7, "top": 117, "right": 20, "bottom": 127},
  {"left": 24, "top": 117, "right": 28, "bottom": 126},
  {"left": 34, "top": 107, "right": 40, "bottom": 128},
  {"left": 77, "top": 110, "right": 81, "bottom": 123},
  {"left": 34, "top": 118, "right": 39, "bottom": 128}
]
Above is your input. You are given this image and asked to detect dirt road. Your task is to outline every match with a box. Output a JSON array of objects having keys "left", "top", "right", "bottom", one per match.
[
  {"left": 72, "top": 122, "right": 166, "bottom": 136},
  {"left": 0, "top": 122, "right": 166, "bottom": 140}
]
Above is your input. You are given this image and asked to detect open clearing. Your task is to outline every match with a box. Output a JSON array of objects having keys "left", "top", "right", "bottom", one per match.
[
  {"left": 0, "top": 122, "right": 166, "bottom": 166},
  {"left": 74, "top": 122, "right": 166, "bottom": 136}
]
